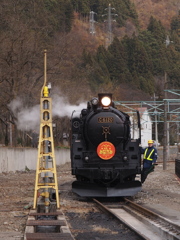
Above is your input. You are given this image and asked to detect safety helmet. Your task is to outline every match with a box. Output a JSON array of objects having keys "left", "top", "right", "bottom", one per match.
[{"left": 148, "top": 140, "right": 154, "bottom": 144}]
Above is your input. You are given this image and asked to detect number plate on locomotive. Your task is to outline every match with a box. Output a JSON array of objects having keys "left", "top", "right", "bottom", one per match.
[{"left": 98, "top": 117, "right": 114, "bottom": 123}]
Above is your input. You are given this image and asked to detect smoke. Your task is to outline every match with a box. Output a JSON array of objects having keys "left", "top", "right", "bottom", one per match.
[
  {"left": 8, "top": 95, "right": 87, "bottom": 131},
  {"left": 52, "top": 94, "right": 86, "bottom": 118},
  {"left": 8, "top": 98, "right": 40, "bottom": 131}
]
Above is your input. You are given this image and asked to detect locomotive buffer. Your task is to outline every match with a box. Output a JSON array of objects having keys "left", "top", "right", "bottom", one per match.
[{"left": 33, "top": 50, "right": 60, "bottom": 212}]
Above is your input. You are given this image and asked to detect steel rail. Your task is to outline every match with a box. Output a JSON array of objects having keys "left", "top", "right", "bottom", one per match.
[
  {"left": 124, "top": 198, "right": 180, "bottom": 238},
  {"left": 93, "top": 198, "right": 180, "bottom": 240}
]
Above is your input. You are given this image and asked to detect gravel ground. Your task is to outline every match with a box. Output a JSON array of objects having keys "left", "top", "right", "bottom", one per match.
[
  {"left": 134, "top": 160, "right": 180, "bottom": 212},
  {"left": 0, "top": 158, "right": 179, "bottom": 239}
]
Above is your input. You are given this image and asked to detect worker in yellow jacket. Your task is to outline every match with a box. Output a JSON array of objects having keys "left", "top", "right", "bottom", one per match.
[{"left": 141, "top": 140, "right": 158, "bottom": 183}]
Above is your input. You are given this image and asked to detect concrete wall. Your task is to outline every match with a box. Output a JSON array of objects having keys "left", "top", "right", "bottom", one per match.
[
  {"left": 157, "top": 146, "right": 178, "bottom": 158},
  {"left": 0, "top": 146, "right": 177, "bottom": 173},
  {"left": 0, "top": 148, "right": 70, "bottom": 173}
]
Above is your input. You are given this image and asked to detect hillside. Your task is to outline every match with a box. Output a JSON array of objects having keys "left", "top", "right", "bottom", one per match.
[
  {"left": 132, "top": 0, "right": 179, "bottom": 29},
  {"left": 0, "top": 0, "right": 179, "bottom": 147}
]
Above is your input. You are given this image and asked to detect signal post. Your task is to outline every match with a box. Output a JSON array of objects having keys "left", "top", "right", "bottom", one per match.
[{"left": 33, "top": 50, "right": 60, "bottom": 212}]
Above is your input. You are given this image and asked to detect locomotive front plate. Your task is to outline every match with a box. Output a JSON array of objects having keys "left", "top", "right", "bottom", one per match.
[{"left": 98, "top": 117, "right": 114, "bottom": 123}]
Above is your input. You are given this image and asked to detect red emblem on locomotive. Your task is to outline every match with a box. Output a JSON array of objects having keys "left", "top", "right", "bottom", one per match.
[{"left": 97, "top": 141, "right": 115, "bottom": 160}]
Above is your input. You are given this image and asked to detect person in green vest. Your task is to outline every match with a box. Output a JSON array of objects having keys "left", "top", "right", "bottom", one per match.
[{"left": 141, "top": 140, "right": 158, "bottom": 183}]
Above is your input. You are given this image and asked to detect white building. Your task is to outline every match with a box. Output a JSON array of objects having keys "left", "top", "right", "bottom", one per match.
[{"left": 130, "top": 107, "right": 152, "bottom": 147}]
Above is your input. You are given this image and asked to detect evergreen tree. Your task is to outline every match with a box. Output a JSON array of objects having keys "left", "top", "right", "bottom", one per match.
[
  {"left": 171, "top": 11, "right": 180, "bottom": 52},
  {"left": 139, "top": 28, "right": 166, "bottom": 76},
  {"left": 166, "top": 46, "right": 180, "bottom": 87},
  {"left": 121, "top": 35, "right": 154, "bottom": 93},
  {"left": 147, "top": 16, "right": 166, "bottom": 43},
  {"left": 171, "top": 10, "right": 180, "bottom": 31},
  {"left": 107, "top": 37, "right": 129, "bottom": 82},
  {"left": 82, "top": 46, "right": 111, "bottom": 91},
  {"left": 122, "top": 36, "right": 151, "bottom": 74}
]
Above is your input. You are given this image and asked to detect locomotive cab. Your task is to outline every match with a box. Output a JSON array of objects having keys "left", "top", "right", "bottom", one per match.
[{"left": 70, "top": 93, "right": 142, "bottom": 197}]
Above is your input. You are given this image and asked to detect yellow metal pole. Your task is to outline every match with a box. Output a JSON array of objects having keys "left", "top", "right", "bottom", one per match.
[
  {"left": 41, "top": 49, "right": 47, "bottom": 97},
  {"left": 33, "top": 50, "right": 60, "bottom": 211}
]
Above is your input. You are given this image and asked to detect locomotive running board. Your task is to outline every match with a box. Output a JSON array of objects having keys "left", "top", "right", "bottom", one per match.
[{"left": 72, "top": 181, "right": 142, "bottom": 197}]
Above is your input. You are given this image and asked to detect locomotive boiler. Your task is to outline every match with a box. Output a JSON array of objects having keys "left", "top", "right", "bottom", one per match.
[{"left": 70, "top": 93, "right": 142, "bottom": 197}]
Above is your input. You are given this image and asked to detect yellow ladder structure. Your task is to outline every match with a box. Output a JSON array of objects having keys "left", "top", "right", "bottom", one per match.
[{"left": 33, "top": 50, "right": 60, "bottom": 211}]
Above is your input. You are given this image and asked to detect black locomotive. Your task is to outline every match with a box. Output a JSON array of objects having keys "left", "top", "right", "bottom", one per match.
[{"left": 70, "top": 93, "right": 142, "bottom": 197}]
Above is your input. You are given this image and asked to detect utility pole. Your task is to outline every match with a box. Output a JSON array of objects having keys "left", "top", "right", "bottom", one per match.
[
  {"left": 9, "top": 115, "right": 12, "bottom": 147},
  {"left": 177, "top": 121, "right": 180, "bottom": 158},
  {"left": 153, "top": 93, "right": 158, "bottom": 148},
  {"left": 102, "top": 4, "right": 118, "bottom": 47},
  {"left": 107, "top": 4, "right": 112, "bottom": 45},
  {"left": 163, "top": 93, "right": 168, "bottom": 170},
  {"left": 89, "top": 11, "right": 96, "bottom": 35},
  {"left": 163, "top": 35, "right": 173, "bottom": 170}
]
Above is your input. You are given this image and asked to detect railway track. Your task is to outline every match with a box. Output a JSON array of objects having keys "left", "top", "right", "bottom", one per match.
[
  {"left": 93, "top": 198, "right": 180, "bottom": 240},
  {"left": 24, "top": 207, "right": 74, "bottom": 240}
]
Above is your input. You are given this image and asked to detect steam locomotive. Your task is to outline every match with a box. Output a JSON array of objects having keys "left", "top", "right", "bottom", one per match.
[{"left": 70, "top": 93, "right": 142, "bottom": 197}]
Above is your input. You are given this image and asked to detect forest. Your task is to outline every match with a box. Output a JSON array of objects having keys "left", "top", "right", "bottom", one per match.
[{"left": 0, "top": 0, "right": 179, "bottom": 146}]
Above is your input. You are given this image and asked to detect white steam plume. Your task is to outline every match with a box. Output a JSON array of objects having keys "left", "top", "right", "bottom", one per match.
[
  {"left": 8, "top": 95, "right": 87, "bottom": 131},
  {"left": 8, "top": 98, "right": 40, "bottom": 131},
  {"left": 52, "top": 94, "right": 86, "bottom": 118}
]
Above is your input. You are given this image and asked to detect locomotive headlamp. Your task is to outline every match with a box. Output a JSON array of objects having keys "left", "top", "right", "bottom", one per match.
[
  {"left": 84, "top": 156, "right": 89, "bottom": 162},
  {"left": 98, "top": 93, "right": 112, "bottom": 108},
  {"left": 101, "top": 96, "right": 111, "bottom": 107},
  {"left": 123, "top": 156, "right": 128, "bottom": 161},
  {"left": 91, "top": 97, "right": 98, "bottom": 106}
]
